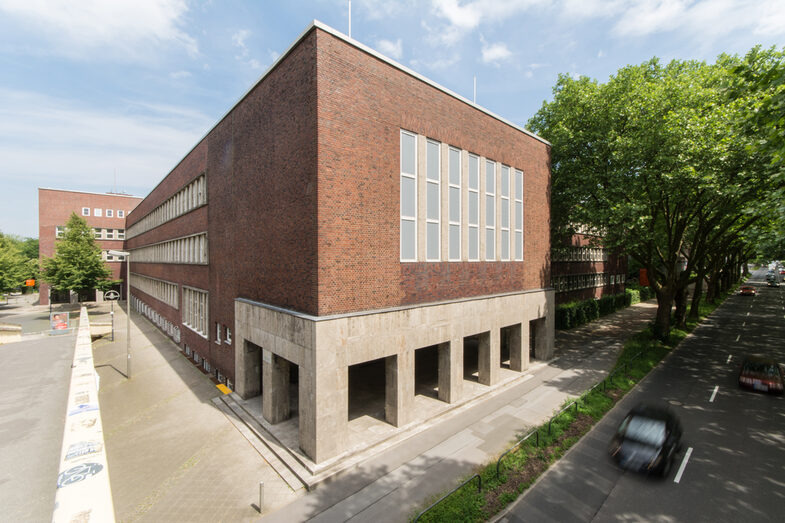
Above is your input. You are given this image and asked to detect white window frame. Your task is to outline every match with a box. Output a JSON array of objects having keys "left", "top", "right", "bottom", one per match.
[
  {"left": 225, "top": 326, "right": 232, "bottom": 345},
  {"left": 468, "top": 154, "right": 480, "bottom": 261},
  {"left": 485, "top": 159, "right": 496, "bottom": 261},
  {"left": 118, "top": 210, "right": 125, "bottom": 218},
  {"left": 500, "top": 165, "right": 510, "bottom": 261},
  {"left": 82, "top": 207, "right": 90, "bottom": 216},
  {"left": 514, "top": 169, "right": 524, "bottom": 261},
  {"left": 215, "top": 322, "right": 221, "bottom": 344},
  {"left": 448, "top": 146, "right": 461, "bottom": 261},
  {"left": 94, "top": 208, "right": 102, "bottom": 217},
  {"left": 106, "top": 209, "right": 113, "bottom": 217},
  {"left": 426, "top": 138, "right": 441, "bottom": 262},
  {"left": 55, "top": 225, "right": 65, "bottom": 238},
  {"left": 400, "top": 130, "right": 417, "bottom": 262}
]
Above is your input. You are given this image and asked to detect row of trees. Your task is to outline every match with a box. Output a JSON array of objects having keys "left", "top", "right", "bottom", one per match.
[
  {"left": 529, "top": 46, "right": 785, "bottom": 340},
  {"left": 0, "top": 233, "right": 38, "bottom": 295},
  {"left": 0, "top": 213, "right": 115, "bottom": 299}
]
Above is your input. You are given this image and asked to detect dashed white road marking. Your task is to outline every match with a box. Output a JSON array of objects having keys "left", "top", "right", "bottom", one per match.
[
  {"left": 709, "top": 386, "right": 719, "bottom": 403},
  {"left": 726, "top": 354, "right": 732, "bottom": 363},
  {"left": 674, "top": 447, "right": 693, "bottom": 484}
]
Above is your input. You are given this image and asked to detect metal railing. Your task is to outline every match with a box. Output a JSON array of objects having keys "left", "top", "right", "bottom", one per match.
[
  {"left": 496, "top": 429, "right": 539, "bottom": 478},
  {"left": 413, "top": 474, "right": 482, "bottom": 522},
  {"left": 492, "top": 346, "right": 652, "bottom": 480}
]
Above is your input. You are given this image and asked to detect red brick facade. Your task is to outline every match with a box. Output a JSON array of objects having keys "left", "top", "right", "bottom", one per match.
[
  {"left": 125, "top": 23, "right": 552, "bottom": 387},
  {"left": 38, "top": 188, "right": 142, "bottom": 305},
  {"left": 551, "top": 233, "right": 627, "bottom": 305}
]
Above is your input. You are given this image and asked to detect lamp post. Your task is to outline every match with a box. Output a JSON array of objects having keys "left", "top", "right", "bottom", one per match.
[{"left": 108, "top": 250, "right": 131, "bottom": 379}]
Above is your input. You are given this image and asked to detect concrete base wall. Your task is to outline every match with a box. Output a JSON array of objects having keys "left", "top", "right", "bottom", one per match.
[{"left": 234, "top": 289, "right": 554, "bottom": 463}]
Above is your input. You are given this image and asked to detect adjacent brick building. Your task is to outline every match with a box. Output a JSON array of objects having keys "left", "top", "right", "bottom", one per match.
[
  {"left": 550, "top": 232, "right": 628, "bottom": 305},
  {"left": 125, "top": 21, "right": 555, "bottom": 463},
  {"left": 38, "top": 188, "right": 142, "bottom": 305}
]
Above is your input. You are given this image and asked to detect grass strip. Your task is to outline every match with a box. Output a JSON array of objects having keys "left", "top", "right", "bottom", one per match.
[{"left": 411, "top": 287, "right": 736, "bottom": 523}]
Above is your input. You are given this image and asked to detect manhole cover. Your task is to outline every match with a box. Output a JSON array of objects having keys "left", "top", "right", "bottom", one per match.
[{"left": 668, "top": 400, "right": 682, "bottom": 406}]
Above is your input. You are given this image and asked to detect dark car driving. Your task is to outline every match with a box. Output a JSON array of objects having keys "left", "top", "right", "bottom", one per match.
[{"left": 609, "top": 404, "right": 683, "bottom": 477}]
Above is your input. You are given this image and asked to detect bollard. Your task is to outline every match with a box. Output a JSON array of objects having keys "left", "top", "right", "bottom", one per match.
[
  {"left": 110, "top": 311, "right": 114, "bottom": 341},
  {"left": 258, "top": 481, "right": 264, "bottom": 513}
]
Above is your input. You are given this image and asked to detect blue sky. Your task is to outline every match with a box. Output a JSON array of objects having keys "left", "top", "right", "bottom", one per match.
[{"left": 1, "top": 0, "right": 784, "bottom": 238}]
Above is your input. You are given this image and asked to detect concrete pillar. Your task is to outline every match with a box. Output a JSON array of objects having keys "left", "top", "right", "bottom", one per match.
[
  {"left": 477, "top": 330, "right": 500, "bottom": 386},
  {"left": 299, "top": 344, "right": 348, "bottom": 464},
  {"left": 385, "top": 351, "right": 414, "bottom": 426},
  {"left": 262, "top": 351, "right": 290, "bottom": 424},
  {"left": 438, "top": 340, "right": 462, "bottom": 403},
  {"left": 509, "top": 323, "right": 525, "bottom": 372},
  {"left": 239, "top": 340, "right": 262, "bottom": 399}
]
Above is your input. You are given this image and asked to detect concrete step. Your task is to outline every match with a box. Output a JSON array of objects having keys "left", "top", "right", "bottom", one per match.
[{"left": 213, "top": 394, "right": 311, "bottom": 490}]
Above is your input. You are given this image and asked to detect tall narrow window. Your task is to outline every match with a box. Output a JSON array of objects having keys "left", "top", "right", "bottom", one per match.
[
  {"left": 400, "top": 130, "right": 417, "bottom": 261},
  {"left": 485, "top": 160, "right": 496, "bottom": 260},
  {"left": 426, "top": 139, "right": 440, "bottom": 261},
  {"left": 468, "top": 154, "right": 479, "bottom": 261},
  {"left": 514, "top": 169, "right": 523, "bottom": 260},
  {"left": 448, "top": 147, "right": 461, "bottom": 261},
  {"left": 500, "top": 165, "right": 510, "bottom": 260}
]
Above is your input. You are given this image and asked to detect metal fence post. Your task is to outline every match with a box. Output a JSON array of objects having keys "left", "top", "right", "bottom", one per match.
[{"left": 258, "top": 481, "right": 264, "bottom": 513}]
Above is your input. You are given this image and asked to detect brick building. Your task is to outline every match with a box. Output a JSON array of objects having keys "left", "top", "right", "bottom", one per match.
[
  {"left": 550, "top": 232, "right": 627, "bottom": 305},
  {"left": 38, "top": 188, "right": 142, "bottom": 305},
  {"left": 125, "top": 21, "right": 554, "bottom": 463}
]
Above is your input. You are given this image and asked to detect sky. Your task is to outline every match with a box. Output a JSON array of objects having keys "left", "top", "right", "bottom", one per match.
[{"left": 1, "top": 0, "right": 784, "bottom": 239}]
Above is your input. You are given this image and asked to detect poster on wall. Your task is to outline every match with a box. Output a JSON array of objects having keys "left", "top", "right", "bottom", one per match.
[{"left": 51, "top": 312, "right": 70, "bottom": 333}]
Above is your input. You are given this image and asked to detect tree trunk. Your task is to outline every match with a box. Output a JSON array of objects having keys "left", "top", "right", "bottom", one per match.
[
  {"left": 653, "top": 286, "right": 674, "bottom": 341},
  {"left": 688, "top": 275, "right": 704, "bottom": 321},
  {"left": 674, "top": 286, "right": 688, "bottom": 330}
]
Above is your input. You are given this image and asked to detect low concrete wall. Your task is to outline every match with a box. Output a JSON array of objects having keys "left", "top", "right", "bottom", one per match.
[
  {"left": 0, "top": 323, "right": 22, "bottom": 345},
  {"left": 52, "top": 307, "right": 115, "bottom": 523}
]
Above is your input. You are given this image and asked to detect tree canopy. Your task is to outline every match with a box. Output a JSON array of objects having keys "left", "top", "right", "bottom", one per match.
[
  {"left": 529, "top": 48, "right": 784, "bottom": 339},
  {"left": 40, "top": 213, "right": 114, "bottom": 296}
]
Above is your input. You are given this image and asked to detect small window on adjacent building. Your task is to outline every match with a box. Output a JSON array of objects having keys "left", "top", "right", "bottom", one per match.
[
  {"left": 94, "top": 228, "right": 102, "bottom": 239},
  {"left": 55, "top": 225, "right": 65, "bottom": 238},
  {"left": 94, "top": 208, "right": 102, "bottom": 217},
  {"left": 105, "top": 229, "right": 114, "bottom": 239},
  {"left": 117, "top": 229, "right": 125, "bottom": 239},
  {"left": 118, "top": 210, "right": 125, "bottom": 218},
  {"left": 224, "top": 326, "right": 231, "bottom": 344},
  {"left": 82, "top": 207, "right": 90, "bottom": 216},
  {"left": 215, "top": 323, "right": 221, "bottom": 344},
  {"left": 106, "top": 209, "right": 113, "bottom": 217}
]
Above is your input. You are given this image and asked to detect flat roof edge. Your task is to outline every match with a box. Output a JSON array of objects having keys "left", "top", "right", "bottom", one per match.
[{"left": 38, "top": 187, "right": 142, "bottom": 199}]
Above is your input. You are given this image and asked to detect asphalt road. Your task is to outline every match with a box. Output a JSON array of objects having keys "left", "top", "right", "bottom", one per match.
[
  {"left": 0, "top": 333, "right": 76, "bottom": 522},
  {"left": 503, "top": 268, "right": 785, "bottom": 522}
]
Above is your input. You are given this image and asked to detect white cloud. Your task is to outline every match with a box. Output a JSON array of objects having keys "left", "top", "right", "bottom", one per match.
[
  {"left": 428, "top": 0, "right": 547, "bottom": 45},
  {"left": 480, "top": 37, "right": 512, "bottom": 64},
  {"left": 377, "top": 38, "right": 403, "bottom": 60},
  {"left": 170, "top": 70, "right": 191, "bottom": 79},
  {"left": 0, "top": 0, "right": 197, "bottom": 61},
  {"left": 232, "top": 29, "right": 263, "bottom": 70},
  {"left": 410, "top": 54, "right": 461, "bottom": 71},
  {"left": 609, "top": 0, "right": 785, "bottom": 41},
  {"left": 0, "top": 89, "right": 212, "bottom": 190},
  {"left": 356, "top": 0, "right": 416, "bottom": 20},
  {"left": 597, "top": 50, "right": 605, "bottom": 58}
]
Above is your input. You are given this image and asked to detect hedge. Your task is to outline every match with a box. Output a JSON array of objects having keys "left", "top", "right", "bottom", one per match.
[{"left": 556, "top": 286, "right": 653, "bottom": 330}]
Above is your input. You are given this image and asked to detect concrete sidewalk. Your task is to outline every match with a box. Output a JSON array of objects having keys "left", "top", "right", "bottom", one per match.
[
  {"left": 78, "top": 298, "right": 655, "bottom": 522},
  {"left": 89, "top": 302, "right": 301, "bottom": 522},
  {"left": 260, "top": 300, "right": 657, "bottom": 522}
]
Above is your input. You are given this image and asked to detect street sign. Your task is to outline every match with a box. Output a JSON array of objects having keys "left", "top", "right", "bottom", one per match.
[{"left": 105, "top": 290, "right": 120, "bottom": 301}]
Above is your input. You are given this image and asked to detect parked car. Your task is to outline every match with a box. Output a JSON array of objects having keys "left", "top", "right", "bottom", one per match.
[
  {"left": 768, "top": 279, "right": 780, "bottom": 287},
  {"left": 739, "top": 285, "right": 756, "bottom": 296},
  {"left": 738, "top": 356, "right": 784, "bottom": 394},
  {"left": 609, "top": 404, "right": 683, "bottom": 477}
]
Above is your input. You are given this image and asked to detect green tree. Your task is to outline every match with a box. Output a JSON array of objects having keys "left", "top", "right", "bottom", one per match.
[
  {"left": 41, "top": 213, "right": 114, "bottom": 299},
  {"left": 0, "top": 232, "right": 29, "bottom": 294},
  {"left": 530, "top": 56, "right": 777, "bottom": 339}
]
